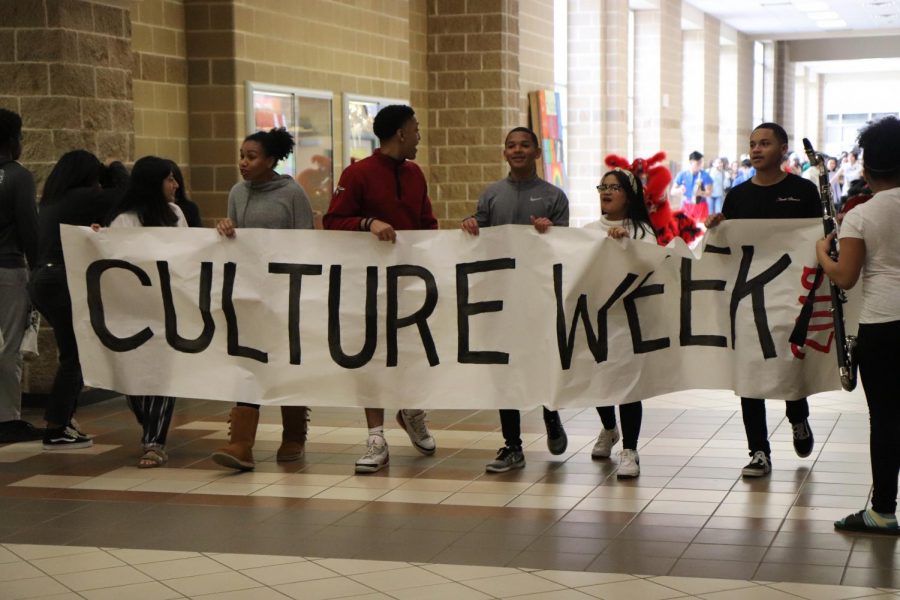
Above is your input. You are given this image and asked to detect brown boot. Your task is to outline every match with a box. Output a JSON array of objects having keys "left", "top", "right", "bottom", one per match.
[
  {"left": 211, "top": 406, "right": 259, "bottom": 471},
  {"left": 277, "top": 406, "right": 309, "bottom": 462}
]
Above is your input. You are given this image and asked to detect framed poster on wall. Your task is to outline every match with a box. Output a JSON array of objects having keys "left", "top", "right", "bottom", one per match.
[
  {"left": 342, "top": 94, "right": 407, "bottom": 168},
  {"left": 528, "top": 90, "right": 567, "bottom": 190},
  {"left": 246, "top": 82, "right": 334, "bottom": 213}
]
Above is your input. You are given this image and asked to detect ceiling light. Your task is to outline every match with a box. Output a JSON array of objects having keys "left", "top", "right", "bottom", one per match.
[
  {"left": 792, "top": 1, "right": 830, "bottom": 9},
  {"left": 816, "top": 18, "right": 847, "bottom": 28}
]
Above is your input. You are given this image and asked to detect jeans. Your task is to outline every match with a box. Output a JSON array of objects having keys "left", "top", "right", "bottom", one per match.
[
  {"left": 741, "top": 396, "right": 809, "bottom": 457},
  {"left": 28, "top": 266, "right": 82, "bottom": 426},
  {"left": 0, "top": 267, "right": 28, "bottom": 422}
]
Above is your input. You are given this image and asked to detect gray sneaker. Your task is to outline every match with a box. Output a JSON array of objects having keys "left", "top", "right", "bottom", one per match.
[
  {"left": 485, "top": 446, "right": 525, "bottom": 473},
  {"left": 355, "top": 435, "right": 389, "bottom": 474}
]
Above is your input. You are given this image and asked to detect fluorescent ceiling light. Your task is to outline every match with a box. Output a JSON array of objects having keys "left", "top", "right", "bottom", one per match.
[
  {"left": 816, "top": 18, "right": 847, "bottom": 27},
  {"left": 807, "top": 10, "right": 840, "bottom": 19}
]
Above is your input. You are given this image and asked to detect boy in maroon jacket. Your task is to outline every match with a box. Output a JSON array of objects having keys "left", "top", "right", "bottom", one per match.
[{"left": 324, "top": 105, "right": 437, "bottom": 473}]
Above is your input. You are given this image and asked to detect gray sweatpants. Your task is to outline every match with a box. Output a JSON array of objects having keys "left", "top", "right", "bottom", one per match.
[{"left": 0, "top": 267, "right": 29, "bottom": 422}]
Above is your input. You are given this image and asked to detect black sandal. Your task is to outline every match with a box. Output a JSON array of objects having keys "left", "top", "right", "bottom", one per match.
[{"left": 834, "top": 510, "right": 900, "bottom": 535}]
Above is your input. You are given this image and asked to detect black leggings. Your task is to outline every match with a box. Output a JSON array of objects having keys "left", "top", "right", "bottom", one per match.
[
  {"left": 741, "top": 396, "right": 809, "bottom": 457},
  {"left": 596, "top": 402, "right": 642, "bottom": 450},
  {"left": 858, "top": 321, "right": 900, "bottom": 515}
]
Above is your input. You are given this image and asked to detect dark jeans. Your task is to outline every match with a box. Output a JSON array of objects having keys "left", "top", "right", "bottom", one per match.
[
  {"left": 499, "top": 407, "right": 557, "bottom": 449},
  {"left": 29, "top": 266, "right": 82, "bottom": 427},
  {"left": 858, "top": 321, "right": 900, "bottom": 514},
  {"left": 741, "top": 396, "right": 809, "bottom": 457},
  {"left": 597, "top": 401, "right": 643, "bottom": 450}
]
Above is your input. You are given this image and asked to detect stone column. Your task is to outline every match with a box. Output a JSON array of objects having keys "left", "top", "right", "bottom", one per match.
[
  {"left": 601, "top": 0, "right": 629, "bottom": 156},
  {"left": 774, "top": 40, "right": 794, "bottom": 134},
  {"left": 1, "top": 0, "right": 134, "bottom": 187},
  {"left": 681, "top": 14, "right": 719, "bottom": 161},
  {"left": 426, "top": 0, "right": 520, "bottom": 229}
]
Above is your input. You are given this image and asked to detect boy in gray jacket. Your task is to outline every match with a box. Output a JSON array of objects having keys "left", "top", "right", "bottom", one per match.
[{"left": 461, "top": 127, "right": 569, "bottom": 472}]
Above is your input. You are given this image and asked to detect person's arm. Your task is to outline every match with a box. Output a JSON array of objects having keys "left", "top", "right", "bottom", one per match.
[
  {"left": 817, "top": 233, "right": 864, "bottom": 290},
  {"left": 291, "top": 185, "right": 314, "bottom": 230},
  {"left": 548, "top": 191, "right": 570, "bottom": 227},
  {"left": 13, "top": 169, "right": 38, "bottom": 267},
  {"left": 323, "top": 169, "right": 365, "bottom": 231},
  {"left": 419, "top": 185, "right": 438, "bottom": 231}
]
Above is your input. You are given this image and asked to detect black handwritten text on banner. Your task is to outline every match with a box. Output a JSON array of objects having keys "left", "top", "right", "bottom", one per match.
[{"left": 61, "top": 222, "right": 854, "bottom": 409}]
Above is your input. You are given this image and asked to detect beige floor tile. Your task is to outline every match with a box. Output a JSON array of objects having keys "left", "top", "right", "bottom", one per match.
[
  {"left": 350, "top": 566, "right": 451, "bottom": 592},
  {"left": 53, "top": 565, "right": 153, "bottom": 591},
  {"left": 187, "top": 481, "right": 269, "bottom": 496},
  {"left": 700, "top": 587, "right": 815, "bottom": 600},
  {"left": 0, "top": 561, "right": 51, "bottom": 582},
  {"left": 128, "top": 479, "right": 206, "bottom": 493},
  {"left": 251, "top": 484, "right": 328, "bottom": 498},
  {"left": 586, "top": 486, "right": 661, "bottom": 500},
  {"left": 273, "top": 473, "right": 350, "bottom": 486},
  {"left": 191, "top": 586, "right": 291, "bottom": 599},
  {"left": 104, "top": 548, "right": 200, "bottom": 565},
  {"left": 335, "top": 476, "right": 408, "bottom": 490},
  {"left": 80, "top": 581, "right": 184, "bottom": 600},
  {"left": 713, "top": 503, "right": 791, "bottom": 519},
  {"left": 767, "top": 581, "right": 888, "bottom": 600},
  {"left": 579, "top": 578, "right": 685, "bottom": 600},
  {"left": 10, "top": 475, "right": 92, "bottom": 488},
  {"left": 421, "top": 564, "right": 521, "bottom": 581},
  {"left": 395, "top": 478, "right": 468, "bottom": 492},
  {"left": 0, "top": 575, "right": 71, "bottom": 600},
  {"left": 375, "top": 489, "right": 452, "bottom": 504},
  {"left": 391, "top": 581, "right": 493, "bottom": 600},
  {"left": 275, "top": 576, "right": 376, "bottom": 600},
  {"left": 643, "top": 500, "right": 719, "bottom": 516},
  {"left": 313, "top": 487, "right": 386, "bottom": 501},
  {"left": 573, "top": 497, "right": 650, "bottom": 512},
  {"left": 654, "top": 489, "right": 728, "bottom": 503},
  {"left": 162, "top": 571, "right": 262, "bottom": 596},
  {"left": 722, "top": 491, "right": 798, "bottom": 505},
  {"left": 313, "top": 558, "right": 411, "bottom": 576},
  {"left": 137, "top": 556, "right": 232, "bottom": 580},
  {"left": 0, "top": 546, "right": 20, "bottom": 563},
  {"left": 207, "top": 553, "right": 305, "bottom": 570},
  {"left": 533, "top": 570, "right": 636, "bottom": 587},
  {"left": 71, "top": 477, "right": 148, "bottom": 491},
  {"left": 240, "top": 561, "right": 336, "bottom": 585},
  {"left": 461, "top": 481, "right": 534, "bottom": 494},
  {"left": 648, "top": 576, "right": 759, "bottom": 595},
  {"left": 506, "top": 495, "right": 582, "bottom": 510},
  {"left": 524, "top": 483, "right": 597, "bottom": 497},
  {"left": 32, "top": 551, "right": 125, "bottom": 575},
  {"left": 463, "top": 572, "right": 566, "bottom": 597},
  {"left": 442, "top": 492, "right": 517, "bottom": 507},
  {"left": 5, "top": 545, "right": 98, "bottom": 561},
  {"left": 500, "top": 589, "right": 599, "bottom": 600}
]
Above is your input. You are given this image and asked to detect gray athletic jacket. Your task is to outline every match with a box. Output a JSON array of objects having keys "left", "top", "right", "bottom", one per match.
[
  {"left": 227, "top": 174, "right": 314, "bottom": 230},
  {"left": 472, "top": 174, "right": 569, "bottom": 227}
]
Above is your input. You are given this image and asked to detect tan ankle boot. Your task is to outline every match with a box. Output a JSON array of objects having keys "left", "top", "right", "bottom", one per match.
[
  {"left": 211, "top": 406, "right": 259, "bottom": 471},
  {"left": 277, "top": 406, "right": 309, "bottom": 462}
]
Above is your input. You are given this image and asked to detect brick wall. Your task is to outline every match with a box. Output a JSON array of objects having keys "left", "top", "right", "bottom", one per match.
[
  {"left": 130, "top": 0, "right": 190, "bottom": 168},
  {"left": 0, "top": 0, "right": 134, "bottom": 189},
  {"left": 426, "top": 0, "right": 521, "bottom": 228},
  {"left": 518, "top": 0, "right": 554, "bottom": 125}
]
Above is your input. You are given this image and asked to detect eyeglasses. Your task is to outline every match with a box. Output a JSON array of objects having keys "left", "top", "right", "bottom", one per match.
[{"left": 596, "top": 184, "right": 624, "bottom": 193}]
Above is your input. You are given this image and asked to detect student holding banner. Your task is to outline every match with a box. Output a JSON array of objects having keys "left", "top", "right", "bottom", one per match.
[
  {"left": 706, "top": 122, "right": 819, "bottom": 477},
  {"left": 213, "top": 127, "right": 315, "bottom": 471},
  {"left": 461, "top": 127, "right": 570, "bottom": 473},
  {"left": 323, "top": 105, "right": 438, "bottom": 474},
  {"left": 817, "top": 116, "right": 900, "bottom": 535},
  {"left": 583, "top": 167, "right": 657, "bottom": 478}
]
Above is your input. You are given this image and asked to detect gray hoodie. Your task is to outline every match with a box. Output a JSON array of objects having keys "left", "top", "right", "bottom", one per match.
[
  {"left": 227, "top": 174, "right": 314, "bottom": 230},
  {"left": 473, "top": 175, "right": 569, "bottom": 227}
]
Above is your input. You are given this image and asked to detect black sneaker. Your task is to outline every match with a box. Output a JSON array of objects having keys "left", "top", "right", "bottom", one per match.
[
  {"left": 43, "top": 427, "right": 93, "bottom": 450},
  {"left": 485, "top": 446, "right": 525, "bottom": 473},
  {"left": 741, "top": 451, "right": 771, "bottom": 477},
  {"left": 544, "top": 412, "right": 567, "bottom": 455},
  {"left": 792, "top": 419, "right": 814, "bottom": 458},
  {"left": 0, "top": 420, "right": 45, "bottom": 443}
]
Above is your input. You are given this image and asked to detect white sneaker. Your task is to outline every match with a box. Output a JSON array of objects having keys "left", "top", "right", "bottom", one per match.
[
  {"left": 591, "top": 426, "right": 621, "bottom": 458},
  {"left": 396, "top": 409, "right": 436, "bottom": 455},
  {"left": 617, "top": 449, "right": 640, "bottom": 478},
  {"left": 355, "top": 435, "right": 389, "bottom": 473}
]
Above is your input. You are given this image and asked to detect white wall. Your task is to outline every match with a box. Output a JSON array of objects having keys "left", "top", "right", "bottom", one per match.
[{"left": 821, "top": 71, "right": 900, "bottom": 114}]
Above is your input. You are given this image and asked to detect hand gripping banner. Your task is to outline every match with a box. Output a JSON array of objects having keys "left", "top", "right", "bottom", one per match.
[{"left": 60, "top": 220, "right": 856, "bottom": 409}]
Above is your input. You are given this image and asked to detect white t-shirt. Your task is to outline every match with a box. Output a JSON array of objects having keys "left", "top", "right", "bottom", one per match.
[
  {"left": 839, "top": 187, "right": 900, "bottom": 324},
  {"left": 109, "top": 203, "right": 188, "bottom": 228},
  {"left": 583, "top": 215, "right": 657, "bottom": 244}
]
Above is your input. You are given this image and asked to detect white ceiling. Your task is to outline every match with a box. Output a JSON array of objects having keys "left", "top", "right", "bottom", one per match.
[{"left": 682, "top": 0, "right": 900, "bottom": 37}]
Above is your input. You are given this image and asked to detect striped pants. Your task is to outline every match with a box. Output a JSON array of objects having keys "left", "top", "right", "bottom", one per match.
[{"left": 127, "top": 396, "right": 175, "bottom": 448}]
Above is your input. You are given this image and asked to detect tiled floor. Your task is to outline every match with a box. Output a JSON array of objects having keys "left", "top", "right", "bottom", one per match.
[{"left": 1, "top": 387, "right": 899, "bottom": 599}]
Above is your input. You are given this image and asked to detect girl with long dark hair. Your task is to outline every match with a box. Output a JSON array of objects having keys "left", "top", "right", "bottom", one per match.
[
  {"left": 584, "top": 167, "right": 656, "bottom": 478},
  {"left": 31, "top": 150, "right": 126, "bottom": 449},
  {"left": 106, "top": 156, "right": 186, "bottom": 467},
  {"left": 212, "top": 127, "right": 314, "bottom": 471}
]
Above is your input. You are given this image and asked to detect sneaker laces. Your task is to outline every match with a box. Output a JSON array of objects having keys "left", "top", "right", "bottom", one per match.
[
  {"left": 495, "top": 446, "right": 513, "bottom": 459},
  {"left": 750, "top": 450, "right": 768, "bottom": 465},
  {"left": 362, "top": 437, "right": 385, "bottom": 460},
  {"left": 792, "top": 421, "right": 810, "bottom": 439},
  {"left": 404, "top": 410, "right": 429, "bottom": 439}
]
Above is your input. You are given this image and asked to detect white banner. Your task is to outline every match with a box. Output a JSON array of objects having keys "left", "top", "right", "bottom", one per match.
[{"left": 61, "top": 221, "right": 855, "bottom": 409}]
